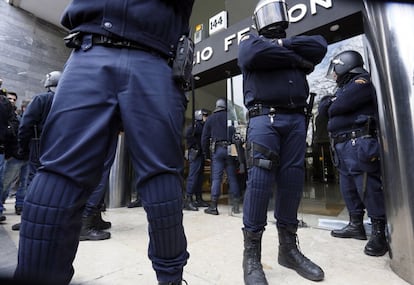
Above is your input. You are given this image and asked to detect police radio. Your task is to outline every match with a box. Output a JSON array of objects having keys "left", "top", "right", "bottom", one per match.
[{"left": 172, "top": 35, "right": 194, "bottom": 91}]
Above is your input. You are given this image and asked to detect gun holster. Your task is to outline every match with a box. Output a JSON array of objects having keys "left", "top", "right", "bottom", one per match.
[
  {"left": 172, "top": 35, "right": 194, "bottom": 91},
  {"left": 64, "top": 32, "right": 82, "bottom": 49}
]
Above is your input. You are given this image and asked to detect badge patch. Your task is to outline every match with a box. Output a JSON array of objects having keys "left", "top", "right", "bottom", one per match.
[{"left": 355, "top": 78, "right": 368, "bottom": 84}]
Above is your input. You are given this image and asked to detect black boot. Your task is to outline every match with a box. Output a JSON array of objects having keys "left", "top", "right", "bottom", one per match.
[
  {"left": 183, "top": 194, "right": 198, "bottom": 211},
  {"left": 93, "top": 211, "right": 112, "bottom": 230},
  {"left": 243, "top": 228, "right": 268, "bottom": 285},
  {"left": 231, "top": 196, "right": 241, "bottom": 214},
  {"left": 364, "top": 219, "right": 388, "bottom": 256},
  {"left": 278, "top": 226, "right": 324, "bottom": 281},
  {"left": 204, "top": 199, "right": 219, "bottom": 215},
  {"left": 331, "top": 214, "right": 367, "bottom": 240},
  {"left": 79, "top": 215, "right": 111, "bottom": 241},
  {"left": 194, "top": 193, "right": 209, "bottom": 207}
]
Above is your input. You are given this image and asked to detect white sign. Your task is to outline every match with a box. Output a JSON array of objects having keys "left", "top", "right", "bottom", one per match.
[{"left": 209, "top": 11, "right": 228, "bottom": 36}]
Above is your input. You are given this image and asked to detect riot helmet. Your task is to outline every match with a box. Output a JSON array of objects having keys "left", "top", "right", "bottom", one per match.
[
  {"left": 214, "top": 98, "right": 227, "bottom": 112},
  {"left": 44, "top": 71, "right": 62, "bottom": 89},
  {"left": 326, "top": 50, "right": 366, "bottom": 82},
  {"left": 253, "top": 0, "right": 289, "bottom": 38},
  {"left": 194, "top": 109, "right": 203, "bottom": 121}
]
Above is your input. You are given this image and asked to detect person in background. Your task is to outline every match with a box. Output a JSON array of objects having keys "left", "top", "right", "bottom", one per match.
[
  {"left": 183, "top": 109, "right": 209, "bottom": 211},
  {"left": 13, "top": 1, "right": 195, "bottom": 285},
  {"left": 11, "top": 71, "right": 61, "bottom": 231},
  {"left": 319, "top": 50, "right": 388, "bottom": 257},
  {"left": 0, "top": 86, "right": 20, "bottom": 222},
  {"left": 237, "top": 0, "right": 328, "bottom": 283},
  {"left": 201, "top": 99, "right": 241, "bottom": 216},
  {"left": 1, "top": 91, "right": 26, "bottom": 215}
]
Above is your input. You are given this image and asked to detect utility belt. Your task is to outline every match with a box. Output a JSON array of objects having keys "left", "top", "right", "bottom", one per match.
[
  {"left": 214, "top": 140, "right": 229, "bottom": 148},
  {"left": 248, "top": 104, "right": 305, "bottom": 119},
  {"left": 330, "top": 129, "right": 376, "bottom": 145},
  {"left": 64, "top": 32, "right": 173, "bottom": 65},
  {"left": 0, "top": 143, "right": 4, "bottom": 154}
]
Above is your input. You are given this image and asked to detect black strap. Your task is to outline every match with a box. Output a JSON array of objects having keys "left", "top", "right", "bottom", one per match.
[
  {"left": 248, "top": 104, "right": 305, "bottom": 119},
  {"left": 330, "top": 129, "right": 376, "bottom": 145},
  {"left": 246, "top": 142, "right": 279, "bottom": 170}
]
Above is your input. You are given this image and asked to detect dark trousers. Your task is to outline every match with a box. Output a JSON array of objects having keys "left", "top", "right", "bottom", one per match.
[
  {"left": 185, "top": 152, "right": 204, "bottom": 196},
  {"left": 333, "top": 137, "right": 386, "bottom": 219},
  {"left": 14, "top": 45, "right": 189, "bottom": 284},
  {"left": 210, "top": 146, "right": 240, "bottom": 200},
  {"left": 243, "top": 113, "right": 306, "bottom": 232}
]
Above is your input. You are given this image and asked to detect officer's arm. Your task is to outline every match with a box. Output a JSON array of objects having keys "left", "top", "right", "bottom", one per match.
[
  {"left": 281, "top": 35, "right": 328, "bottom": 65},
  {"left": 18, "top": 97, "right": 42, "bottom": 154},
  {"left": 200, "top": 121, "right": 211, "bottom": 158},
  {"left": 238, "top": 34, "right": 304, "bottom": 71},
  {"left": 329, "top": 79, "right": 374, "bottom": 116},
  {"left": 318, "top": 95, "right": 335, "bottom": 117}
]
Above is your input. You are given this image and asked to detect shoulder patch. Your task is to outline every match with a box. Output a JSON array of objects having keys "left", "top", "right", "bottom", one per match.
[
  {"left": 354, "top": 77, "right": 369, "bottom": 84},
  {"left": 240, "top": 34, "right": 250, "bottom": 42}
]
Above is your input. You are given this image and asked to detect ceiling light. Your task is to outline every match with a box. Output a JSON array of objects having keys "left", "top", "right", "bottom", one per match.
[{"left": 330, "top": 24, "right": 340, "bottom": 32}]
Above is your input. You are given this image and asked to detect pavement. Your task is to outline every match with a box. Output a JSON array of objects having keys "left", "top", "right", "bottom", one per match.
[{"left": 0, "top": 197, "right": 411, "bottom": 285}]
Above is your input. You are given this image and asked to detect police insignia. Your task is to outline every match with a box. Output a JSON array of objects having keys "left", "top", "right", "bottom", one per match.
[{"left": 355, "top": 78, "right": 368, "bottom": 84}]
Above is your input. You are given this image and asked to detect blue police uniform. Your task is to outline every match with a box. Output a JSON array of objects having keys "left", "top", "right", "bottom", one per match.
[
  {"left": 238, "top": 33, "right": 327, "bottom": 231},
  {"left": 201, "top": 107, "right": 240, "bottom": 214},
  {"left": 184, "top": 120, "right": 206, "bottom": 208},
  {"left": 18, "top": 91, "right": 54, "bottom": 188},
  {"left": 318, "top": 72, "right": 386, "bottom": 222},
  {"left": 14, "top": 1, "right": 194, "bottom": 284}
]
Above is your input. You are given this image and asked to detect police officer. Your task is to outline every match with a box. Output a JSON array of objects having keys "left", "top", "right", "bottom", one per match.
[
  {"left": 14, "top": 1, "right": 194, "bottom": 285},
  {"left": 9, "top": 71, "right": 61, "bottom": 231},
  {"left": 319, "top": 50, "right": 388, "bottom": 257},
  {"left": 201, "top": 98, "right": 241, "bottom": 215},
  {"left": 237, "top": 0, "right": 327, "bottom": 283},
  {"left": 183, "top": 109, "right": 209, "bottom": 211}
]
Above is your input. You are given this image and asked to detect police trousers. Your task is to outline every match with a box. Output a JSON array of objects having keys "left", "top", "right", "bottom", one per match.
[
  {"left": 14, "top": 45, "right": 188, "bottom": 284},
  {"left": 333, "top": 137, "right": 386, "bottom": 219},
  {"left": 243, "top": 113, "right": 306, "bottom": 232}
]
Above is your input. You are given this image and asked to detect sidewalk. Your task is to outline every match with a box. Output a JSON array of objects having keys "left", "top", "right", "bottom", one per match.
[{"left": 0, "top": 198, "right": 410, "bottom": 285}]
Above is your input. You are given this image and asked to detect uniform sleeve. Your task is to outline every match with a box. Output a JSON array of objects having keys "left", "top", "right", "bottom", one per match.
[
  {"left": 329, "top": 79, "right": 374, "bottom": 116},
  {"left": 318, "top": 95, "right": 335, "bottom": 118},
  {"left": 18, "top": 96, "right": 43, "bottom": 154},
  {"left": 201, "top": 120, "right": 211, "bottom": 156},
  {"left": 281, "top": 35, "right": 328, "bottom": 65},
  {"left": 238, "top": 34, "right": 304, "bottom": 71}
]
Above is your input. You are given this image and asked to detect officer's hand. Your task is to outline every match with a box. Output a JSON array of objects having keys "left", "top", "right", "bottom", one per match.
[{"left": 299, "top": 59, "right": 314, "bottom": 74}]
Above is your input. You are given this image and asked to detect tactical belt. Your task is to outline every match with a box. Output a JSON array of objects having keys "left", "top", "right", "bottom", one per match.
[
  {"left": 248, "top": 104, "right": 305, "bottom": 119},
  {"left": 330, "top": 129, "right": 376, "bottom": 145},
  {"left": 215, "top": 140, "right": 229, "bottom": 147},
  {"left": 89, "top": 34, "right": 172, "bottom": 64},
  {"left": 0, "top": 144, "right": 4, "bottom": 154}
]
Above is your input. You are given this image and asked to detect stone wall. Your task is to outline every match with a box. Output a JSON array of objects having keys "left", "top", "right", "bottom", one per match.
[{"left": 0, "top": 0, "right": 70, "bottom": 107}]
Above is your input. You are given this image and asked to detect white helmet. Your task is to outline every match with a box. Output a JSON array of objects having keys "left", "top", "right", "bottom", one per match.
[
  {"left": 44, "top": 71, "right": 62, "bottom": 89},
  {"left": 253, "top": 0, "right": 289, "bottom": 36}
]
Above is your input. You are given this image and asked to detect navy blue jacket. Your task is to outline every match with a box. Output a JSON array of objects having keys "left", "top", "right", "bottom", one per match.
[
  {"left": 61, "top": 0, "right": 194, "bottom": 58},
  {"left": 185, "top": 120, "right": 204, "bottom": 150},
  {"left": 318, "top": 72, "right": 378, "bottom": 135},
  {"left": 18, "top": 91, "right": 54, "bottom": 157},
  {"left": 201, "top": 109, "right": 233, "bottom": 156},
  {"left": 238, "top": 34, "right": 327, "bottom": 108}
]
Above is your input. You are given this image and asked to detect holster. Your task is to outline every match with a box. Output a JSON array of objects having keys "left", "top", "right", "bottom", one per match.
[{"left": 172, "top": 35, "right": 194, "bottom": 91}]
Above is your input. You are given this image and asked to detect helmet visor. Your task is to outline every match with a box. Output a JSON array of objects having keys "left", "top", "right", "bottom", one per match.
[
  {"left": 254, "top": 0, "right": 289, "bottom": 32},
  {"left": 326, "top": 57, "right": 343, "bottom": 81}
]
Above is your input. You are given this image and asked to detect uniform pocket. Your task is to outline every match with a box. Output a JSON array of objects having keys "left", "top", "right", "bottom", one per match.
[{"left": 356, "top": 138, "right": 380, "bottom": 172}]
